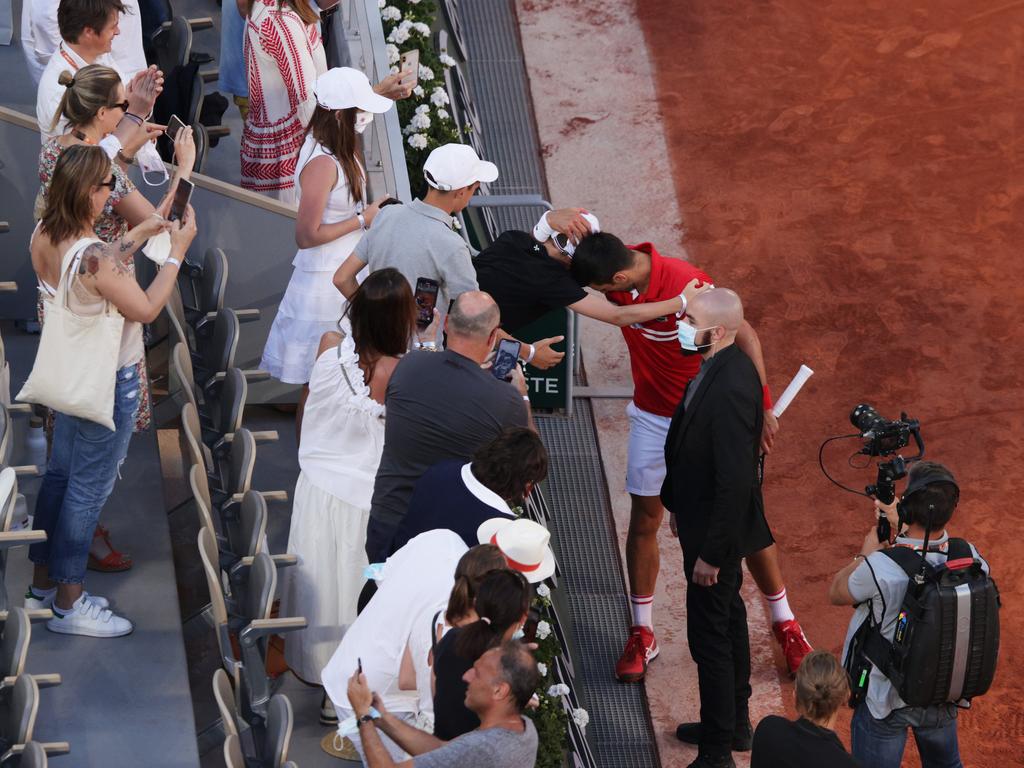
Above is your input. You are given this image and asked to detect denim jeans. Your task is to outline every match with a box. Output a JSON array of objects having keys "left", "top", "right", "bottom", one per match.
[
  {"left": 851, "top": 702, "right": 962, "bottom": 768},
  {"left": 29, "top": 364, "right": 139, "bottom": 584}
]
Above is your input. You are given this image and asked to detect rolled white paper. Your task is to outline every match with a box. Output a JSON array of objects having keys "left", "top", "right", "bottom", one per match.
[{"left": 772, "top": 364, "right": 814, "bottom": 419}]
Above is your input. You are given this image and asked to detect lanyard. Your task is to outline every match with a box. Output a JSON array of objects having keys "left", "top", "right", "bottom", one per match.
[{"left": 59, "top": 47, "right": 80, "bottom": 71}]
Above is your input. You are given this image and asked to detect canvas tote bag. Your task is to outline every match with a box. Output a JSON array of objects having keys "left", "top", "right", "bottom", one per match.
[{"left": 17, "top": 238, "right": 124, "bottom": 431}]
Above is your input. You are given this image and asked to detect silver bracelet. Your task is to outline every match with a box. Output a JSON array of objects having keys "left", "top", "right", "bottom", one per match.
[{"left": 523, "top": 344, "right": 536, "bottom": 364}]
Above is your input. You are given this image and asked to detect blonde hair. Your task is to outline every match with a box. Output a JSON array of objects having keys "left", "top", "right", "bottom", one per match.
[
  {"left": 53, "top": 64, "right": 122, "bottom": 131},
  {"left": 794, "top": 650, "right": 849, "bottom": 722},
  {"left": 39, "top": 145, "right": 111, "bottom": 244}
]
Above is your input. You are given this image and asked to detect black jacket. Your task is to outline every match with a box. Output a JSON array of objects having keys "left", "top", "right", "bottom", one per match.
[{"left": 660, "top": 344, "right": 772, "bottom": 567}]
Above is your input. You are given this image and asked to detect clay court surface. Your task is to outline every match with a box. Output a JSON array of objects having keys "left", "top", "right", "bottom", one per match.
[{"left": 520, "top": 0, "right": 1024, "bottom": 765}]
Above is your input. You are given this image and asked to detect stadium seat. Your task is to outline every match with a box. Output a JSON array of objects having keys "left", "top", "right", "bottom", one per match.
[
  {"left": 0, "top": 470, "right": 47, "bottom": 622},
  {"left": 198, "top": 528, "right": 306, "bottom": 725},
  {"left": 0, "top": 675, "right": 69, "bottom": 761},
  {"left": 0, "top": 609, "right": 60, "bottom": 690},
  {"left": 20, "top": 741, "right": 47, "bottom": 768},
  {"left": 182, "top": 249, "right": 260, "bottom": 337}
]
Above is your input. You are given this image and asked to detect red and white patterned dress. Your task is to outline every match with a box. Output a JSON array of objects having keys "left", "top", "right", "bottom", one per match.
[{"left": 241, "top": 0, "right": 326, "bottom": 201}]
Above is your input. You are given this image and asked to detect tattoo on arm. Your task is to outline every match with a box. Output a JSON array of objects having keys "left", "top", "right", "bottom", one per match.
[{"left": 77, "top": 241, "right": 134, "bottom": 279}]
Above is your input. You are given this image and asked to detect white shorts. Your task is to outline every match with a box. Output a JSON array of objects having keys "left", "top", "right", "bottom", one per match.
[{"left": 625, "top": 401, "right": 672, "bottom": 497}]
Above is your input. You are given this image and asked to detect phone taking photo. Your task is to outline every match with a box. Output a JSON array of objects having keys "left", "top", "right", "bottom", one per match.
[
  {"left": 166, "top": 114, "right": 186, "bottom": 141},
  {"left": 399, "top": 49, "right": 420, "bottom": 89},
  {"left": 414, "top": 277, "right": 439, "bottom": 330},
  {"left": 168, "top": 178, "right": 194, "bottom": 223},
  {"left": 491, "top": 339, "right": 521, "bottom": 382}
]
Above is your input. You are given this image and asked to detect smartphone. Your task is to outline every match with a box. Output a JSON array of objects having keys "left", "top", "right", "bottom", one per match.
[
  {"left": 491, "top": 338, "right": 521, "bottom": 382},
  {"left": 168, "top": 178, "right": 194, "bottom": 223},
  {"left": 414, "top": 277, "right": 439, "bottom": 330},
  {"left": 399, "top": 49, "right": 420, "bottom": 89},
  {"left": 166, "top": 114, "right": 186, "bottom": 141},
  {"left": 357, "top": 657, "right": 363, "bottom": 674}
]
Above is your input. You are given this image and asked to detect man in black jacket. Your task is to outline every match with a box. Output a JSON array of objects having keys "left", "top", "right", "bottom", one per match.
[{"left": 661, "top": 288, "right": 774, "bottom": 768}]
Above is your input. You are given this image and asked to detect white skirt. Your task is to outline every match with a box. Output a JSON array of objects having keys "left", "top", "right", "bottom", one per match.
[
  {"left": 281, "top": 472, "right": 369, "bottom": 684},
  {"left": 260, "top": 267, "right": 347, "bottom": 384}
]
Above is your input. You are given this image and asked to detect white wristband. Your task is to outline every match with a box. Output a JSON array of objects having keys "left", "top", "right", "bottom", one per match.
[
  {"left": 522, "top": 395, "right": 530, "bottom": 402},
  {"left": 532, "top": 211, "right": 556, "bottom": 243},
  {"left": 523, "top": 344, "right": 536, "bottom": 364},
  {"left": 357, "top": 212, "right": 367, "bottom": 230},
  {"left": 164, "top": 257, "right": 181, "bottom": 269},
  {"left": 677, "top": 292, "right": 687, "bottom": 316}
]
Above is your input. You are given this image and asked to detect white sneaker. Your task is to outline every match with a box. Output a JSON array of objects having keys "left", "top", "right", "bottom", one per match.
[
  {"left": 46, "top": 596, "right": 133, "bottom": 638},
  {"left": 25, "top": 588, "right": 109, "bottom": 611}
]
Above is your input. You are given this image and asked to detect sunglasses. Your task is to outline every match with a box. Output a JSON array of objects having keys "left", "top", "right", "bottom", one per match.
[
  {"left": 96, "top": 177, "right": 117, "bottom": 191},
  {"left": 108, "top": 100, "right": 130, "bottom": 112}
]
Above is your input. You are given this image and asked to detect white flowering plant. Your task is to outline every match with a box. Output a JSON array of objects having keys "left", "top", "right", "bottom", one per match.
[
  {"left": 378, "top": 0, "right": 462, "bottom": 197},
  {"left": 526, "top": 576, "right": 572, "bottom": 768}
]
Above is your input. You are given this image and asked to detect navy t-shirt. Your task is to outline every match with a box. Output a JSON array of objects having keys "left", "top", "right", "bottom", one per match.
[{"left": 391, "top": 460, "right": 515, "bottom": 554}]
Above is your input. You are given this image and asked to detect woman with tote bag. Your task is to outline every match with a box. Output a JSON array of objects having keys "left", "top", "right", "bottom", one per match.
[{"left": 19, "top": 144, "right": 196, "bottom": 638}]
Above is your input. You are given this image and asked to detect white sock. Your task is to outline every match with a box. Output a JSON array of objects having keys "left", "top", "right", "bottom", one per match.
[
  {"left": 764, "top": 587, "right": 795, "bottom": 624},
  {"left": 28, "top": 585, "right": 56, "bottom": 600},
  {"left": 630, "top": 593, "right": 654, "bottom": 628}
]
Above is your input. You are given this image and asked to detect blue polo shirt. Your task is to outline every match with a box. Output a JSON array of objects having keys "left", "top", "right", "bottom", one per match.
[{"left": 391, "top": 460, "right": 514, "bottom": 554}]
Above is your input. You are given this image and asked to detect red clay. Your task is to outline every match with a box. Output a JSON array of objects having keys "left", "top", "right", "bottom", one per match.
[{"left": 635, "top": 1, "right": 1024, "bottom": 765}]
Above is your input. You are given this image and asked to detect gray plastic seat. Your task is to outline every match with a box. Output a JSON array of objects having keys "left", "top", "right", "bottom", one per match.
[
  {"left": 1, "top": 675, "right": 37, "bottom": 747},
  {"left": 204, "top": 309, "right": 239, "bottom": 382},
  {"left": 264, "top": 693, "right": 293, "bottom": 767},
  {"left": 222, "top": 732, "right": 244, "bottom": 768},
  {"left": 19, "top": 741, "right": 46, "bottom": 768},
  {"left": 212, "top": 668, "right": 239, "bottom": 737},
  {"left": 237, "top": 491, "right": 267, "bottom": 560},
  {"left": 0, "top": 608, "right": 29, "bottom": 681}
]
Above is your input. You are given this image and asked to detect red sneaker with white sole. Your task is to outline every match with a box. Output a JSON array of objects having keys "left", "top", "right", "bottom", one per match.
[
  {"left": 773, "top": 619, "right": 812, "bottom": 676},
  {"left": 615, "top": 625, "right": 660, "bottom": 682}
]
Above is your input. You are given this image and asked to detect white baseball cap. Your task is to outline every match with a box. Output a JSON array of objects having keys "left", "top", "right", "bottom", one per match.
[
  {"left": 423, "top": 143, "right": 499, "bottom": 191},
  {"left": 314, "top": 67, "right": 394, "bottom": 113},
  {"left": 477, "top": 517, "right": 556, "bottom": 583}
]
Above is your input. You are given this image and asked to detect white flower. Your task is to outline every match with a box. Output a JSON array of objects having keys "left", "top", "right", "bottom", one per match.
[
  {"left": 536, "top": 583, "right": 550, "bottom": 598},
  {"left": 536, "top": 662, "right": 547, "bottom": 677},
  {"left": 412, "top": 21, "right": 431, "bottom": 36},
  {"left": 378, "top": 0, "right": 385, "bottom": 7},
  {"left": 430, "top": 87, "right": 450, "bottom": 107},
  {"left": 413, "top": 85, "right": 425, "bottom": 98},
  {"left": 435, "top": 108, "right": 450, "bottom": 121},
  {"left": 380, "top": 5, "right": 401, "bottom": 21},
  {"left": 547, "top": 683, "right": 570, "bottom": 697},
  {"left": 407, "top": 133, "right": 428, "bottom": 150},
  {"left": 415, "top": 103, "right": 430, "bottom": 114},
  {"left": 385, "top": 44, "right": 400, "bottom": 65},
  {"left": 387, "top": 24, "right": 410, "bottom": 44},
  {"left": 410, "top": 112, "right": 431, "bottom": 131},
  {"left": 572, "top": 707, "right": 589, "bottom": 729},
  {"left": 439, "top": 53, "right": 457, "bottom": 68},
  {"left": 418, "top": 64, "right": 434, "bottom": 81},
  {"left": 535, "top": 620, "right": 551, "bottom": 640},
  {"left": 407, "top": 0, "right": 420, "bottom": 3}
]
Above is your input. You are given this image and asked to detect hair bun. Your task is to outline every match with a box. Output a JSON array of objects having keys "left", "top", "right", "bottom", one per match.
[{"left": 58, "top": 70, "right": 75, "bottom": 88}]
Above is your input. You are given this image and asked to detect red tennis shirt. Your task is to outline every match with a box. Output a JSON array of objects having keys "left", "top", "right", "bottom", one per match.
[{"left": 606, "top": 243, "right": 714, "bottom": 417}]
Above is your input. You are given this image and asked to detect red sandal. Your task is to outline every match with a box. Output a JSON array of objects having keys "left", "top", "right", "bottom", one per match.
[{"left": 87, "top": 524, "right": 133, "bottom": 572}]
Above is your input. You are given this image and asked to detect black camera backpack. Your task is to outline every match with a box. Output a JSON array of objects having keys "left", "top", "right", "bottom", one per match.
[{"left": 858, "top": 539, "right": 1000, "bottom": 708}]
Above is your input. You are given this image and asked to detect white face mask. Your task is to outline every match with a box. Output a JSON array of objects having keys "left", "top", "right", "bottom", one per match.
[
  {"left": 354, "top": 111, "right": 374, "bottom": 134},
  {"left": 137, "top": 141, "right": 170, "bottom": 186},
  {"left": 677, "top": 321, "right": 716, "bottom": 353}
]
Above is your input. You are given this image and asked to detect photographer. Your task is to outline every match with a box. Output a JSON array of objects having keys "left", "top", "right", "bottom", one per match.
[{"left": 828, "top": 461, "right": 987, "bottom": 768}]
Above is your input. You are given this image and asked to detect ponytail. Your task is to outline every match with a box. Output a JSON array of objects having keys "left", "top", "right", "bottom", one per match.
[
  {"left": 444, "top": 544, "right": 506, "bottom": 626},
  {"left": 455, "top": 569, "right": 531, "bottom": 662}
]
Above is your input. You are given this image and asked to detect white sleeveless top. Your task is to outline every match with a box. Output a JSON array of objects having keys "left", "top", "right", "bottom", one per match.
[
  {"left": 291, "top": 135, "right": 366, "bottom": 272},
  {"left": 298, "top": 322, "right": 386, "bottom": 508}
]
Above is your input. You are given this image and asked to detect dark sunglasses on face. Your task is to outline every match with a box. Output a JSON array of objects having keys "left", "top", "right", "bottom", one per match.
[
  {"left": 96, "top": 177, "right": 117, "bottom": 191},
  {"left": 108, "top": 100, "right": 130, "bottom": 112}
]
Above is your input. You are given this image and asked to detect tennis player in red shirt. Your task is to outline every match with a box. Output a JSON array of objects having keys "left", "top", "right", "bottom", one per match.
[{"left": 571, "top": 232, "right": 811, "bottom": 683}]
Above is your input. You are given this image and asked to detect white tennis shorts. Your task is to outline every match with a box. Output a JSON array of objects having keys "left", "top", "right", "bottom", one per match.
[{"left": 625, "top": 401, "right": 672, "bottom": 497}]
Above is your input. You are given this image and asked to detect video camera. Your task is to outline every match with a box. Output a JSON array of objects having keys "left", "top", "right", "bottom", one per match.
[{"left": 848, "top": 404, "right": 925, "bottom": 541}]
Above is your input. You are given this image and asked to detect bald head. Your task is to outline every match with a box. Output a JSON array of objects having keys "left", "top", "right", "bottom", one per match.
[
  {"left": 690, "top": 288, "right": 744, "bottom": 334},
  {"left": 448, "top": 291, "right": 500, "bottom": 340}
]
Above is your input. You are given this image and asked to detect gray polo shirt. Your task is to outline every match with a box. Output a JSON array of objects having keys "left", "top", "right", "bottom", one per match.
[
  {"left": 412, "top": 717, "right": 538, "bottom": 768},
  {"left": 354, "top": 199, "right": 479, "bottom": 311}
]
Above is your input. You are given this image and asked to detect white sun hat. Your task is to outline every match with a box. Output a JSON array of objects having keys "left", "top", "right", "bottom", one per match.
[
  {"left": 314, "top": 67, "right": 394, "bottom": 113},
  {"left": 477, "top": 517, "right": 556, "bottom": 583},
  {"left": 423, "top": 143, "right": 500, "bottom": 191}
]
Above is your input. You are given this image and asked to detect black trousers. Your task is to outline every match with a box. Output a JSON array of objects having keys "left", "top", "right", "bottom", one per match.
[{"left": 683, "top": 555, "right": 752, "bottom": 757}]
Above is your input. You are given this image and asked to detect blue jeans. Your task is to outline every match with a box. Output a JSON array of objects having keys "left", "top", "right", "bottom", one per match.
[
  {"left": 29, "top": 365, "right": 139, "bottom": 584},
  {"left": 851, "top": 702, "right": 962, "bottom": 768}
]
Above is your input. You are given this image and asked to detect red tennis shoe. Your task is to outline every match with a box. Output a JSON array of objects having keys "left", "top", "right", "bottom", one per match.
[
  {"left": 773, "top": 619, "right": 812, "bottom": 677},
  {"left": 615, "top": 625, "right": 660, "bottom": 682}
]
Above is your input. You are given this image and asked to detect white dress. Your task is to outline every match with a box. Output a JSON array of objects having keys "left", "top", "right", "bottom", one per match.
[
  {"left": 280, "top": 326, "right": 385, "bottom": 683},
  {"left": 260, "top": 136, "right": 365, "bottom": 384}
]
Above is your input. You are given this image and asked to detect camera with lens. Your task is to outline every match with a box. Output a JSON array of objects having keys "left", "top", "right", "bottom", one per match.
[{"left": 848, "top": 404, "right": 925, "bottom": 540}]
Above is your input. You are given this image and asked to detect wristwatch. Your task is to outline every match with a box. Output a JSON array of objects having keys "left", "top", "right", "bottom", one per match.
[{"left": 357, "top": 713, "right": 377, "bottom": 728}]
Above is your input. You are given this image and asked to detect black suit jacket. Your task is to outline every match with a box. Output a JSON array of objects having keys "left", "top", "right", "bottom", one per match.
[{"left": 660, "top": 344, "right": 772, "bottom": 568}]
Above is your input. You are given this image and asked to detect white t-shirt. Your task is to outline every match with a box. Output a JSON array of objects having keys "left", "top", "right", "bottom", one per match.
[
  {"left": 22, "top": 0, "right": 146, "bottom": 85},
  {"left": 321, "top": 530, "right": 468, "bottom": 716},
  {"left": 841, "top": 531, "right": 988, "bottom": 719}
]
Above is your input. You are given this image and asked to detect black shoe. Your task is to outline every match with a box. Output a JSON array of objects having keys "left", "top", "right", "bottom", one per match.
[
  {"left": 685, "top": 752, "right": 735, "bottom": 768},
  {"left": 675, "top": 720, "right": 753, "bottom": 751}
]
